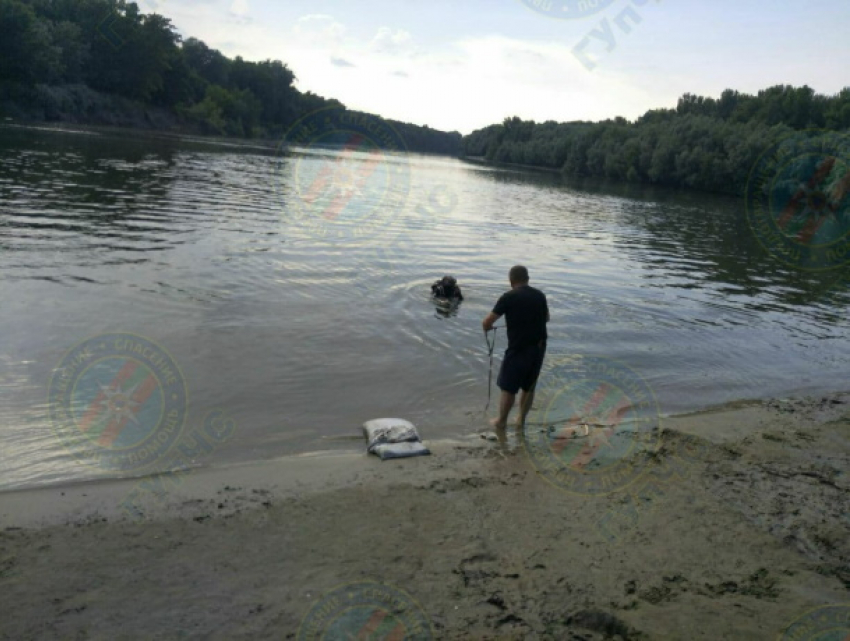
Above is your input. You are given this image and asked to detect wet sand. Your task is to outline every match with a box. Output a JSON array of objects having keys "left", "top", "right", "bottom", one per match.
[{"left": 1, "top": 393, "right": 849, "bottom": 639}]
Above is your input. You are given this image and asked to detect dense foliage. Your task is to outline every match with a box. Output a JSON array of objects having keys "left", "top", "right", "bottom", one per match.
[
  {"left": 0, "top": 0, "right": 462, "bottom": 154},
  {"left": 463, "top": 86, "right": 850, "bottom": 196}
]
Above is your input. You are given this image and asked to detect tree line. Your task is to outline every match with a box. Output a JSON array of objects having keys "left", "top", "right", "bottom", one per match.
[
  {"left": 462, "top": 86, "right": 850, "bottom": 196},
  {"left": 2, "top": 0, "right": 847, "bottom": 195},
  {"left": 0, "top": 0, "right": 462, "bottom": 154}
]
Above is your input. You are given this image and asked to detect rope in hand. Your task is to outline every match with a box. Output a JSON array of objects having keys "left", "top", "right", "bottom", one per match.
[{"left": 484, "top": 326, "right": 499, "bottom": 412}]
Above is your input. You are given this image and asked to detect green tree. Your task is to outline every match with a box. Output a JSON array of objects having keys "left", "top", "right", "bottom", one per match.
[
  {"left": 183, "top": 37, "right": 230, "bottom": 87},
  {"left": 0, "top": 0, "right": 54, "bottom": 82}
]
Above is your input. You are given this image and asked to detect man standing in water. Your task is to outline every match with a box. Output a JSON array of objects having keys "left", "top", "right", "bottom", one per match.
[{"left": 482, "top": 265, "right": 549, "bottom": 430}]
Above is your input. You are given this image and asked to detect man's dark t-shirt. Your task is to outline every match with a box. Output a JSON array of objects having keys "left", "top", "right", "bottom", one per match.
[{"left": 493, "top": 285, "right": 548, "bottom": 351}]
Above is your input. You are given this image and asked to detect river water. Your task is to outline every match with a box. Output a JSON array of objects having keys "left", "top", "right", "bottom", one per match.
[{"left": 1, "top": 124, "right": 848, "bottom": 490}]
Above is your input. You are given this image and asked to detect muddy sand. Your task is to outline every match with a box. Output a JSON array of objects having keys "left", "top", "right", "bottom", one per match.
[{"left": 1, "top": 394, "right": 849, "bottom": 640}]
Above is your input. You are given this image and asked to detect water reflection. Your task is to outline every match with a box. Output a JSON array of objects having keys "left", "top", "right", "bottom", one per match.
[
  {"left": 470, "top": 164, "right": 850, "bottom": 318},
  {"left": 433, "top": 298, "right": 462, "bottom": 319},
  {"left": 1, "top": 125, "right": 849, "bottom": 490}
]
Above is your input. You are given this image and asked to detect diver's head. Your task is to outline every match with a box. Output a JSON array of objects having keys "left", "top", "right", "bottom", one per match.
[{"left": 442, "top": 275, "right": 457, "bottom": 287}]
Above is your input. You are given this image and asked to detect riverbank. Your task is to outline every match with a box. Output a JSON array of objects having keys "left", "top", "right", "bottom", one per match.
[
  {"left": 0, "top": 119, "right": 285, "bottom": 155},
  {"left": 1, "top": 392, "right": 848, "bottom": 639},
  {"left": 461, "top": 155, "right": 564, "bottom": 174},
  {"left": 0, "top": 84, "right": 463, "bottom": 157},
  {"left": 0, "top": 83, "right": 192, "bottom": 134}
]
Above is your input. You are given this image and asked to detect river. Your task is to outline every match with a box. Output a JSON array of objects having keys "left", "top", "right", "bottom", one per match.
[{"left": 0, "top": 124, "right": 848, "bottom": 490}]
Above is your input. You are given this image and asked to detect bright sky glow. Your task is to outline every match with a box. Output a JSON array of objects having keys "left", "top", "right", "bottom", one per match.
[{"left": 140, "top": 0, "right": 850, "bottom": 134}]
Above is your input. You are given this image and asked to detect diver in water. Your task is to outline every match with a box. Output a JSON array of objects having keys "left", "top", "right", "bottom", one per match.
[{"left": 431, "top": 275, "right": 464, "bottom": 301}]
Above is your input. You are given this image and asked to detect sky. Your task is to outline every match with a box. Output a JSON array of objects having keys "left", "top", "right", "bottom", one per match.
[{"left": 139, "top": 0, "right": 850, "bottom": 134}]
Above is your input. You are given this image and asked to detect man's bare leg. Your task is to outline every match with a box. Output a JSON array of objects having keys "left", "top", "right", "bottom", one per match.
[
  {"left": 517, "top": 388, "right": 535, "bottom": 427},
  {"left": 490, "top": 390, "right": 515, "bottom": 430}
]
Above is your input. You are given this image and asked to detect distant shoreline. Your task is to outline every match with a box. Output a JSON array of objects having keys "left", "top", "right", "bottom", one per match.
[
  {"left": 0, "top": 119, "right": 463, "bottom": 160},
  {"left": 460, "top": 154, "right": 563, "bottom": 174}
]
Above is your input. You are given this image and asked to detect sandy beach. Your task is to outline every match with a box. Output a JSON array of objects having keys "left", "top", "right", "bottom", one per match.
[{"left": 1, "top": 393, "right": 849, "bottom": 640}]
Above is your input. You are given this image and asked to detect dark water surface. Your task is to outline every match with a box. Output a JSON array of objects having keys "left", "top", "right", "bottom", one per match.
[{"left": 1, "top": 125, "right": 848, "bottom": 490}]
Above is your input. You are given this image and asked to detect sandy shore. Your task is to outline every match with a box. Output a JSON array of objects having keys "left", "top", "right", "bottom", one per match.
[{"left": 1, "top": 393, "right": 849, "bottom": 640}]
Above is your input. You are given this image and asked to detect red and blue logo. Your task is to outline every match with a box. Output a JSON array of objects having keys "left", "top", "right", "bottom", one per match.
[
  {"left": 298, "top": 581, "right": 433, "bottom": 640},
  {"left": 746, "top": 131, "right": 850, "bottom": 272},
  {"left": 524, "top": 354, "right": 660, "bottom": 495},
  {"left": 278, "top": 107, "right": 410, "bottom": 244},
  {"left": 48, "top": 334, "right": 187, "bottom": 472}
]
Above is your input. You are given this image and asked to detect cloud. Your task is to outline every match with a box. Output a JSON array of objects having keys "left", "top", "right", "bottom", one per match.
[
  {"left": 230, "top": 0, "right": 249, "bottom": 15},
  {"left": 369, "top": 27, "right": 415, "bottom": 56},
  {"left": 149, "top": 6, "right": 675, "bottom": 133},
  {"left": 143, "top": 0, "right": 269, "bottom": 58},
  {"left": 272, "top": 20, "right": 660, "bottom": 132},
  {"left": 292, "top": 14, "right": 347, "bottom": 47},
  {"left": 228, "top": 0, "right": 251, "bottom": 24},
  {"left": 138, "top": 0, "right": 168, "bottom": 12}
]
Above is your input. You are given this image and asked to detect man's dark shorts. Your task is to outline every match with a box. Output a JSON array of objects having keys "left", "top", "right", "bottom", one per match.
[{"left": 497, "top": 341, "right": 546, "bottom": 395}]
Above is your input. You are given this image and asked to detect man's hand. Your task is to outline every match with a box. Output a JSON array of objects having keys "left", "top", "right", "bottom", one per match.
[{"left": 483, "top": 312, "right": 501, "bottom": 332}]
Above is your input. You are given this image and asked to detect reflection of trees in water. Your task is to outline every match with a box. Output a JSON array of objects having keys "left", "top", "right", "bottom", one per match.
[
  {"left": 615, "top": 188, "right": 850, "bottom": 313},
  {"left": 0, "top": 127, "right": 288, "bottom": 269},
  {"left": 474, "top": 165, "right": 850, "bottom": 314},
  {"left": 0, "top": 127, "right": 179, "bottom": 239}
]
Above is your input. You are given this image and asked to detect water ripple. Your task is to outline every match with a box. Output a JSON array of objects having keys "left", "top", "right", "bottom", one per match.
[{"left": 1, "top": 125, "right": 849, "bottom": 488}]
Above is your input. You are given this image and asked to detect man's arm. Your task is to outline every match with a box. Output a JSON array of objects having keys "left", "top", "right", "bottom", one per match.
[{"left": 482, "top": 312, "right": 501, "bottom": 332}]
